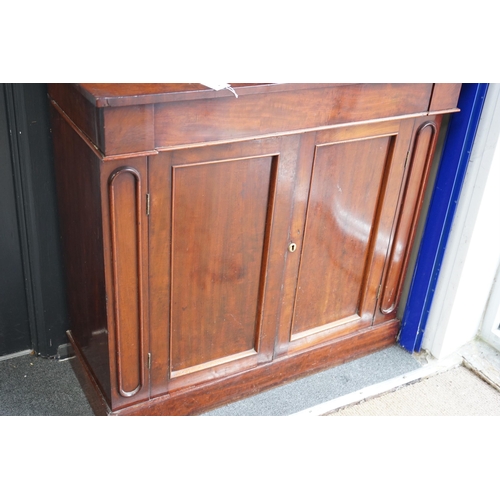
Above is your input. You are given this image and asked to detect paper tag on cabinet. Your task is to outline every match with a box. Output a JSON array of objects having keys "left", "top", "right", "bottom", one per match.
[{"left": 200, "top": 83, "right": 238, "bottom": 98}]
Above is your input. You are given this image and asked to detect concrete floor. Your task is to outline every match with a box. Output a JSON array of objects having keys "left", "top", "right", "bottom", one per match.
[{"left": 328, "top": 365, "right": 500, "bottom": 416}]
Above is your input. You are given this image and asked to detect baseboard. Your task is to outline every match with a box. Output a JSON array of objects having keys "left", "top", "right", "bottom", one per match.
[
  {"left": 0, "top": 349, "right": 33, "bottom": 362},
  {"left": 56, "top": 342, "right": 75, "bottom": 360}
]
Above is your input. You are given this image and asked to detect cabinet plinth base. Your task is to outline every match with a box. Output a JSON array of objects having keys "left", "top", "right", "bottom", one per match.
[{"left": 70, "top": 320, "right": 399, "bottom": 416}]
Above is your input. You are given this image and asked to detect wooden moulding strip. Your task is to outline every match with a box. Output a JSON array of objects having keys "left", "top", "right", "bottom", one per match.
[
  {"left": 427, "top": 107, "right": 460, "bottom": 116},
  {"left": 107, "top": 167, "right": 146, "bottom": 398},
  {"left": 113, "top": 319, "right": 400, "bottom": 416},
  {"left": 152, "top": 111, "right": 458, "bottom": 153},
  {"left": 170, "top": 349, "right": 257, "bottom": 379}
]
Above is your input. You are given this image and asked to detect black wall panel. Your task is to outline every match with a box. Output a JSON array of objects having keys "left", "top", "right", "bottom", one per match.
[
  {"left": 0, "top": 84, "right": 31, "bottom": 356},
  {"left": 0, "top": 84, "right": 69, "bottom": 357}
]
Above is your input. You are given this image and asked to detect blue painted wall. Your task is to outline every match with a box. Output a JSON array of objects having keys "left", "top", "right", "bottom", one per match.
[{"left": 399, "top": 83, "right": 489, "bottom": 352}]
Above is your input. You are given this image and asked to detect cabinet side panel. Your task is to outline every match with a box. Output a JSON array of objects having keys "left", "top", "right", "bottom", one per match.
[
  {"left": 49, "top": 104, "right": 111, "bottom": 402},
  {"left": 291, "top": 136, "right": 391, "bottom": 335},
  {"left": 171, "top": 157, "right": 274, "bottom": 373},
  {"left": 48, "top": 84, "right": 100, "bottom": 149}
]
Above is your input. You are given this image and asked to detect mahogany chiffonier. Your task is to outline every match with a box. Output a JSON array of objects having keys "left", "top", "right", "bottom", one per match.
[{"left": 48, "top": 83, "right": 461, "bottom": 415}]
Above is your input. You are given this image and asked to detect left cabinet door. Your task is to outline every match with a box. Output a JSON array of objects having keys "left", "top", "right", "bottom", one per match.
[{"left": 148, "top": 136, "right": 300, "bottom": 396}]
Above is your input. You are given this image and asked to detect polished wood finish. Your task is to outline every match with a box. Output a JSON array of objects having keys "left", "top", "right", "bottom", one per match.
[
  {"left": 274, "top": 119, "right": 416, "bottom": 356},
  {"left": 49, "top": 83, "right": 435, "bottom": 156},
  {"left": 73, "top": 83, "right": 371, "bottom": 107},
  {"left": 100, "top": 105, "right": 155, "bottom": 155},
  {"left": 429, "top": 83, "right": 462, "bottom": 112},
  {"left": 170, "top": 156, "right": 274, "bottom": 372},
  {"left": 48, "top": 83, "right": 461, "bottom": 415},
  {"left": 293, "top": 134, "right": 392, "bottom": 332},
  {"left": 100, "top": 157, "right": 150, "bottom": 409},
  {"left": 380, "top": 116, "right": 443, "bottom": 327},
  {"left": 149, "top": 137, "right": 291, "bottom": 394},
  {"left": 153, "top": 84, "right": 433, "bottom": 150}
]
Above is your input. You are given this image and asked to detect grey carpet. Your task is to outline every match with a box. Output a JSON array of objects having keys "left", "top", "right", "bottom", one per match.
[
  {"left": 0, "top": 344, "right": 421, "bottom": 416},
  {"left": 203, "top": 345, "right": 422, "bottom": 416},
  {"left": 0, "top": 353, "right": 94, "bottom": 416}
]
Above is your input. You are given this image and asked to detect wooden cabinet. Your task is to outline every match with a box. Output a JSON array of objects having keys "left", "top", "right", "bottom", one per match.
[{"left": 48, "top": 83, "right": 461, "bottom": 415}]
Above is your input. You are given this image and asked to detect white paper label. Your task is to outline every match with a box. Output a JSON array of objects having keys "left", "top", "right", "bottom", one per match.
[{"left": 200, "top": 83, "right": 238, "bottom": 98}]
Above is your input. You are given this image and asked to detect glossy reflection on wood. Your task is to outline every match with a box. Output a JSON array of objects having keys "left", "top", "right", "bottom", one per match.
[{"left": 292, "top": 135, "right": 391, "bottom": 336}]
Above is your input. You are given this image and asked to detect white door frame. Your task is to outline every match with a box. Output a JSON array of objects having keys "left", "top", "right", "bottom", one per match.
[
  {"left": 422, "top": 83, "right": 500, "bottom": 358},
  {"left": 480, "top": 261, "right": 500, "bottom": 351}
]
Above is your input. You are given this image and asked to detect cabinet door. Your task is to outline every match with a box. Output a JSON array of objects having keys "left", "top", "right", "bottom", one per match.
[
  {"left": 149, "top": 136, "right": 300, "bottom": 396},
  {"left": 276, "top": 119, "right": 416, "bottom": 355}
]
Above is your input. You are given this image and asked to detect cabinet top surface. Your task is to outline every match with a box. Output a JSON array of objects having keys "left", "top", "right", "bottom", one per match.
[{"left": 73, "top": 83, "right": 356, "bottom": 107}]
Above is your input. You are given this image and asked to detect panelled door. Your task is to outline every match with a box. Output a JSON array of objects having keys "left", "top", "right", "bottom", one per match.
[
  {"left": 275, "top": 119, "right": 417, "bottom": 356},
  {"left": 148, "top": 119, "right": 419, "bottom": 396},
  {"left": 148, "top": 135, "right": 303, "bottom": 396}
]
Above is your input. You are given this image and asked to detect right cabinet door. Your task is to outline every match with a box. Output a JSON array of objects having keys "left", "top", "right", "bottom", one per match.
[{"left": 276, "top": 117, "right": 438, "bottom": 356}]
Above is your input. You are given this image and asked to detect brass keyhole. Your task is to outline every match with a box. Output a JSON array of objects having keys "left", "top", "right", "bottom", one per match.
[{"left": 289, "top": 242, "right": 297, "bottom": 253}]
